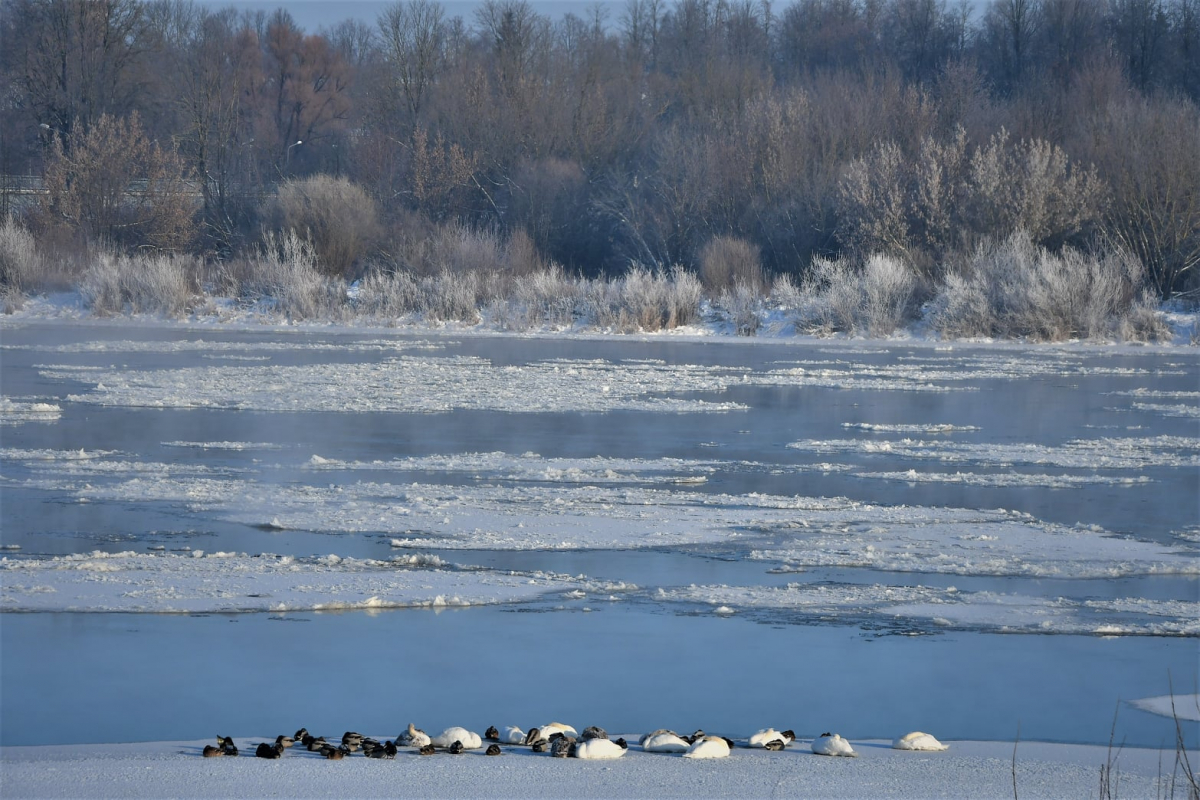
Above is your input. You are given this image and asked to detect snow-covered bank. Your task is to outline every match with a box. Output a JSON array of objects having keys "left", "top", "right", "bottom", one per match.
[
  {"left": 3, "top": 287, "right": 1199, "bottom": 347},
  {"left": 1, "top": 737, "right": 1190, "bottom": 799}
]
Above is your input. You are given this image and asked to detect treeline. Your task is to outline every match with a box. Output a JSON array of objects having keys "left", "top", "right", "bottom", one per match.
[{"left": 0, "top": 0, "right": 1198, "bottom": 303}]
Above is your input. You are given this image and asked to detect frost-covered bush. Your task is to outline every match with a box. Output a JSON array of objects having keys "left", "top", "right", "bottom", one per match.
[
  {"left": 494, "top": 267, "right": 580, "bottom": 330},
  {"left": 717, "top": 282, "right": 763, "bottom": 335},
  {"left": 268, "top": 176, "right": 380, "bottom": 279},
  {"left": 421, "top": 270, "right": 483, "bottom": 323},
  {"left": 928, "top": 231, "right": 1152, "bottom": 341},
  {"left": 245, "top": 230, "right": 347, "bottom": 321},
  {"left": 798, "top": 253, "right": 917, "bottom": 336},
  {"left": 80, "top": 251, "right": 196, "bottom": 317},
  {"left": 356, "top": 269, "right": 421, "bottom": 319},
  {"left": 699, "top": 236, "right": 766, "bottom": 293},
  {"left": 0, "top": 216, "right": 44, "bottom": 311},
  {"left": 579, "top": 266, "right": 700, "bottom": 331}
]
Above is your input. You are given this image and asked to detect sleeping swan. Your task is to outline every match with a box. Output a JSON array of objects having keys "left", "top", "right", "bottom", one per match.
[
  {"left": 683, "top": 736, "right": 731, "bottom": 759},
  {"left": 812, "top": 733, "right": 857, "bottom": 757},
  {"left": 892, "top": 731, "right": 949, "bottom": 751},
  {"left": 574, "top": 738, "right": 626, "bottom": 759},
  {"left": 749, "top": 728, "right": 795, "bottom": 748},
  {"left": 431, "top": 727, "right": 483, "bottom": 749},
  {"left": 642, "top": 732, "right": 690, "bottom": 753}
]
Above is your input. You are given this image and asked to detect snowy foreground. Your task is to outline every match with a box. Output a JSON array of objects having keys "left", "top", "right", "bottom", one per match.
[{"left": 1, "top": 736, "right": 1192, "bottom": 799}]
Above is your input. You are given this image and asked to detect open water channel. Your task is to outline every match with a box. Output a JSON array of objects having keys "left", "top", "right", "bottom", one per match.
[{"left": 1, "top": 321, "right": 1196, "bottom": 748}]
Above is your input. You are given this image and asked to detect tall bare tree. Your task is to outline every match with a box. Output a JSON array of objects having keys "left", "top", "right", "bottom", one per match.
[{"left": 378, "top": 0, "right": 445, "bottom": 126}]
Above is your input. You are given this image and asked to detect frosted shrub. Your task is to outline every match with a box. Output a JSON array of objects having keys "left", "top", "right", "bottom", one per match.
[
  {"left": 356, "top": 269, "right": 421, "bottom": 319},
  {"left": 247, "top": 231, "right": 347, "bottom": 321},
  {"left": 270, "top": 175, "right": 380, "bottom": 278},
  {"left": 717, "top": 282, "right": 763, "bottom": 336},
  {"left": 861, "top": 254, "right": 918, "bottom": 336},
  {"left": 421, "top": 270, "right": 482, "bottom": 323},
  {"left": 1119, "top": 292, "right": 1172, "bottom": 343},
  {"left": 428, "top": 223, "right": 505, "bottom": 275},
  {"left": 576, "top": 266, "right": 699, "bottom": 332},
  {"left": 929, "top": 231, "right": 1153, "bottom": 342},
  {"left": 797, "top": 253, "right": 917, "bottom": 336},
  {"left": 496, "top": 267, "right": 580, "bottom": 330},
  {"left": 80, "top": 251, "right": 196, "bottom": 317},
  {"left": 799, "top": 256, "right": 864, "bottom": 334},
  {"left": 0, "top": 216, "right": 44, "bottom": 311}
]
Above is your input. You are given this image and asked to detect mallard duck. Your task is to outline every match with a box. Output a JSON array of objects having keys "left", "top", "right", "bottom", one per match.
[
  {"left": 255, "top": 742, "right": 284, "bottom": 759},
  {"left": 485, "top": 744, "right": 502, "bottom": 756}
]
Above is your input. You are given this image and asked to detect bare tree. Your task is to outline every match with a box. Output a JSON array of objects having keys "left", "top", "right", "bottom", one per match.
[
  {"left": 12, "top": 0, "right": 149, "bottom": 137},
  {"left": 378, "top": 0, "right": 445, "bottom": 126},
  {"left": 40, "top": 112, "right": 197, "bottom": 250}
]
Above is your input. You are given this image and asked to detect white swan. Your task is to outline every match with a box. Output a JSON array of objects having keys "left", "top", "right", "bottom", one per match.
[
  {"left": 748, "top": 728, "right": 794, "bottom": 748},
  {"left": 502, "top": 725, "right": 526, "bottom": 744},
  {"left": 539, "top": 722, "right": 577, "bottom": 739},
  {"left": 642, "top": 732, "right": 690, "bottom": 753},
  {"left": 574, "top": 738, "right": 626, "bottom": 759},
  {"left": 812, "top": 733, "right": 857, "bottom": 757},
  {"left": 431, "top": 727, "right": 483, "bottom": 749},
  {"left": 892, "top": 731, "right": 949, "bottom": 751},
  {"left": 683, "top": 736, "right": 731, "bottom": 759},
  {"left": 398, "top": 723, "right": 430, "bottom": 748}
]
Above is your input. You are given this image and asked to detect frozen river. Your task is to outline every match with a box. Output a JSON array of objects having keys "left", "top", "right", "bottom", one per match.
[{"left": 1, "top": 320, "right": 1197, "bottom": 748}]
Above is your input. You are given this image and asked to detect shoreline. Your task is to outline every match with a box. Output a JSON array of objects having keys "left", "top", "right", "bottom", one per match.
[{"left": 3, "top": 736, "right": 1193, "bottom": 799}]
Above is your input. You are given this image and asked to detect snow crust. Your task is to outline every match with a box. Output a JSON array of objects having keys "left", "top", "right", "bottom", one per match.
[{"left": 2, "top": 737, "right": 1182, "bottom": 799}]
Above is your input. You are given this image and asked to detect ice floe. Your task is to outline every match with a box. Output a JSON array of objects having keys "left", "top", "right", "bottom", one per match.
[
  {"left": 0, "top": 550, "right": 606, "bottom": 613},
  {"left": 1129, "top": 694, "right": 1200, "bottom": 722},
  {"left": 787, "top": 435, "right": 1200, "bottom": 470},
  {"left": 42, "top": 357, "right": 748, "bottom": 414},
  {"left": 0, "top": 398, "right": 62, "bottom": 426},
  {"left": 654, "top": 583, "right": 1200, "bottom": 636}
]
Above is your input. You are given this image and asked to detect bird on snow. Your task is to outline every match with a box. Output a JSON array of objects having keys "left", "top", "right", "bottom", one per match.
[
  {"left": 683, "top": 736, "right": 731, "bottom": 759},
  {"left": 398, "top": 723, "right": 431, "bottom": 748},
  {"left": 641, "top": 732, "right": 690, "bottom": 753},
  {"left": 574, "top": 738, "right": 626, "bottom": 759},
  {"left": 812, "top": 733, "right": 858, "bottom": 757},
  {"left": 255, "top": 742, "right": 284, "bottom": 759},
  {"left": 431, "top": 727, "right": 482, "bottom": 749},
  {"left": 749, "top": 728, "right": 795, "bottom": 748},
  {"left": 892, "top": 731, "right": 949, "bottom": 751}
]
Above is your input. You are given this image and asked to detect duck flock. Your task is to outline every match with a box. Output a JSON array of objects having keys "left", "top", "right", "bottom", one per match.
[{"left": 202, "top": 724, "right": 949, "bottom": 761}]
